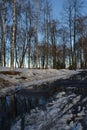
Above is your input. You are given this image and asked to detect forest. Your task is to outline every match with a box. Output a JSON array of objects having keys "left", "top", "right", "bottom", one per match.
[{"left": 0, "top": 0, "right": 87, "bottom": 70}]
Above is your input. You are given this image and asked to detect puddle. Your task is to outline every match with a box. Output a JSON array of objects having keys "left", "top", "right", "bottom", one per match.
[
  {"left": 0, "top": 92, "right": 49, "bottom": 130},
  {"left": 0, "top": 71, "right": 87, "bottom": 130}
]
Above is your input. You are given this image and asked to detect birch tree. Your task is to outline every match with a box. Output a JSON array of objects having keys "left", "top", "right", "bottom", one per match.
[
  {"left": 10, "top": 0, "right": 16, "bottom": 71},
  {"left": 62, "top": 0, "right": 84, "bottom": 69},
  {"left": 0, "top": 0, "right": 6, "bottom": 66}
]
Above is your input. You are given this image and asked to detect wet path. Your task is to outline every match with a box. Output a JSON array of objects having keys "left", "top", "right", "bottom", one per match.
[{"left": 0, "top": 71, "right": 87, "bottom": 130}]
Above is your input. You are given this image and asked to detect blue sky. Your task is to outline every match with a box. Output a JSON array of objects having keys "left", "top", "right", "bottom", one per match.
[
  {"left": 51, "top": 0, "right": 87, "bottom": 20},
  {"left": 52, "top": 0, "right": 63, "bottom": 19}
]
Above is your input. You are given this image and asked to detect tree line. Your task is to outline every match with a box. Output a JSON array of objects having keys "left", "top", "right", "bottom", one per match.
[{"left": 0, "top": 0, "right": 87, "bottom": 70}]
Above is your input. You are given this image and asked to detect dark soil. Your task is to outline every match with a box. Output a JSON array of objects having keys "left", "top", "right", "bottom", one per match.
[
  {"left": 0, "top": 77, "right": 13, "bottom": 89},
  {"left": 0, "top": 71, "right": 21, "bottom": 75}
]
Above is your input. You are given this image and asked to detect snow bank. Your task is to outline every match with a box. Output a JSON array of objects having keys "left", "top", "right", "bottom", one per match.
[{"left": 0, "top": 67, "right": 81, "bottom": 96}]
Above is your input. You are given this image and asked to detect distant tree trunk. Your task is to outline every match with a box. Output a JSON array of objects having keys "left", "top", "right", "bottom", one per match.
[
  {"left": 43, "top": 8, "right": 48, "bottom": 69},
  {"left": 50, "top": 20, "right": 59, "bottom": 69},
  {"left": 69, "top": 8, "right": 73, "bottom": 66},
  {"left": 51, "top": 28, "right": 56, "bottom": 69},
  {"left": 63, "top": 44, "right": 66, "bottom": 68},
  {"left": 0, "top": 49, "right": 2, "bottom": 66},
  {"left": 73, "top": 0, "right": 84, "bottom": 69},
  {"left": 1, "top": 1, "right": 6, "bottom": 67},
  {"left": 10, "top": 0, "right": 16, "bottom": 71},
  {"left": 45, "top": 26, "right": 49, "bottom": 69},
  {"left": 53, "top": 45, "right": 56, "bottom": 69},
  {"left": 27, "top": 12, "right": 31, "bottom": 69},
  {"left": 15, "top": 4, "right": 21, "bottom": 68},
  {"left": 28, "top": 44, "right": 31, "bottom": 68},
  {"left": 35, "top": 0, "right": 39, "bottom": 68},
  {"left": 73, "top": 0, "right": 77, "bottom": 69},
  {"left": 43, "top": 1, "right": 51, "bottom": 69}
]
